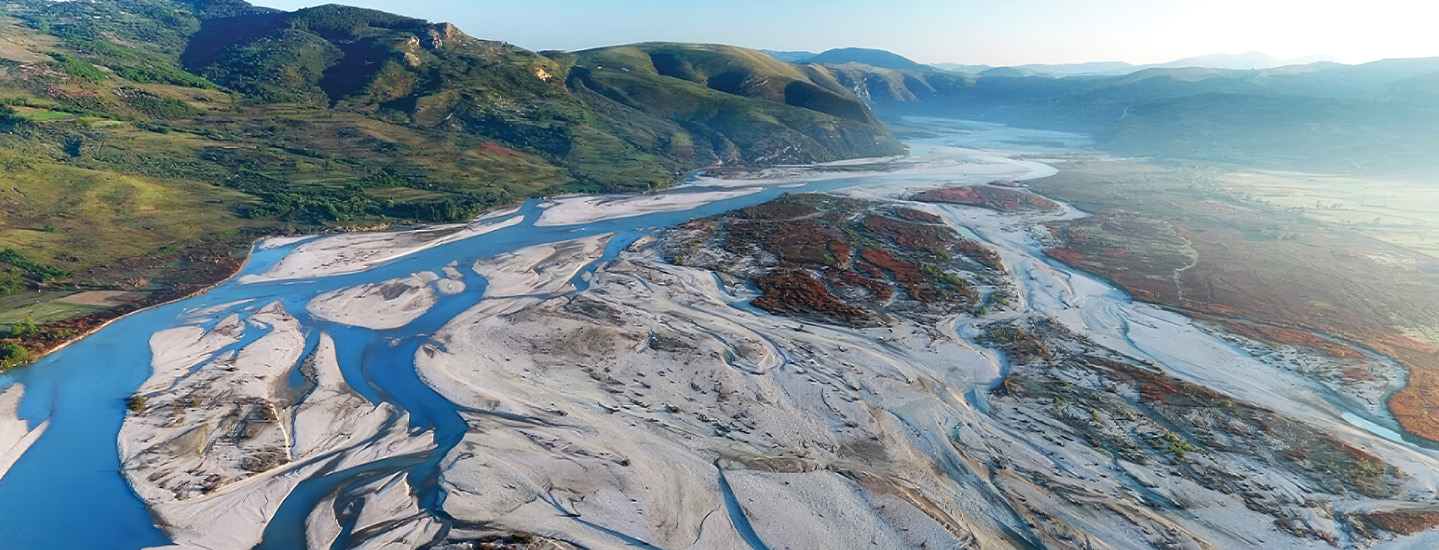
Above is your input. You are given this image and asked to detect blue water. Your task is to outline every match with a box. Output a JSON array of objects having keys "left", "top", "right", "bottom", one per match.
[{"left": 0, "top": 120, "right": 1083, "bottom": 548}]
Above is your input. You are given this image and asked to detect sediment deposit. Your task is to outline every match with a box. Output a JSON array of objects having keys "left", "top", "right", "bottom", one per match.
[{"left": 106, "top": 141, "right": 1439, "bottom": 549}]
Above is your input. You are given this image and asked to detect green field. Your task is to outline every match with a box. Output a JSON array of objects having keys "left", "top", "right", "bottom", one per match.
[
  {"left": 0, "top": 149, "right": 259, "bottom": 274},
  {"left": 0, "top": 292, "right": 107, "bottom": 332},
  {"left": 12, "top": 107, "right": 75, "bottom": 121}
]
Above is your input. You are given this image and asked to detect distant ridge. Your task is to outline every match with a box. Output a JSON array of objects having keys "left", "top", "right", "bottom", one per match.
[
  {"left": 763, "top": 48, "right": 1337, "bottom": 78},
  {"left": 811, "top": 52, "right": 1439, "bottom": 172},
  {"left": 807, "top": 47, "right": 934, "bottom": 72},
  {"left": 1152, "top": 51, "right": 1281, "bottom": 70},
  {"left": 936, "top": 51, "right": 1343, "bottom": 77},
  {"left": 758, "top": 49, "right": 818, "bottom": 63},
  {"left": 931, "top": 62, "right": 992, "bottom": 73}
]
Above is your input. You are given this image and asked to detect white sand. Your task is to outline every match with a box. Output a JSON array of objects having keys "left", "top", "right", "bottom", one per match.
[
  {"left": 143, "top": 314, "right": 244, "bottom": 393},
  {"left": 243, "top": 214, "right": 522, "bottom": 283},
  {"left": 536, "top": 190, "right": 760, "bottom": 227},
  {"left": 433, "top": 279, "right": 465, "bottom": 296},
  {"left": 0, "top": 385, "right": 47, "bottom": 483},
  {"left": 124, "top": 308, "right": 435, "bottom": 549},
  {"left": 307, "top": 273, "right": 438, "bottom": 330},
  {"left": 255, "top": 235, "right": 318, "bottom": 250},
  {"left": 418, "top": 248, "right": 1016, "bottom": 548},
  {"left": 303, "top": 491, "right": 342, "bottom": 550},
  {"left": 471, "top": 233, "right": 613, "bottom": 298}
]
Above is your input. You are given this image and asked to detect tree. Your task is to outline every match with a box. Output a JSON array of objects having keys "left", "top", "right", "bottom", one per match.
[
  {"left": 9, "top": 316, "right": 40, "bottom": 338},
  {"left": 0, "top": 342, "right": 29, "bottom": 369}
]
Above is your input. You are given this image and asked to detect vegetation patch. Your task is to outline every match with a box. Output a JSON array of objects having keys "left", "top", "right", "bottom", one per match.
[
  {"left": 1349, "top": 510, "right": 1439, "bottom": 538},
  {"left": 665, "top": 193, "right": 1003, "bottom": 325},
  {"left": 976, "top": 321, "right": 1051, "bottom": 364},
  {"left": 911, "top": 185, "right": 1061, "bottom": 212},
  {"left": 999, "top": 350, "right": 1406, "bottom": 504}
]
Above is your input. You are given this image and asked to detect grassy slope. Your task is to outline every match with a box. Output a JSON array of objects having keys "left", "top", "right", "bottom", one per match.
[
  {"left": 570, "top": 43, "right": 902, "bottom": 166},
  {"left": 0, "top": 0, "right": 900, "bottom": 353},
  {"left": 0, "top": 147, "right": 258, "bottom": 271}
]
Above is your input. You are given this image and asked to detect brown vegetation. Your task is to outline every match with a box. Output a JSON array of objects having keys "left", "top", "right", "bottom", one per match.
[
  {"left": 1043, "top": 215, "right": 1193, "bottom": 303},
  {"left": 752, "top": 270, "right": 875, "bottom": 324},
  {"left": 666, "top": 194, "right": 1001, "bottom": 325},
  {"left": 892, "top": 207, "right": 942, "bottom": 224},
  {"left": 859, "top": 248, "right": 939, "bottom": 303},
  {"left": 1350, "top": 510, "right": 1439, "bottom": 537},
  {"left": 911, "top": 185, "right": 1061, "bottom": 212}
]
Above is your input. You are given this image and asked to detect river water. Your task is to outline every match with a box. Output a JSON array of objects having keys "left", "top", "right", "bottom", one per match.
[
  {"left": 0, "top": 120, "right": 1087, "bottom": 548},
  {"left": 4, "top": 119, "right": 1409, "bottom": 549}
]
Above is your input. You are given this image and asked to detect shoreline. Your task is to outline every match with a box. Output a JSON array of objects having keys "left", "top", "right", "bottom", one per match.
[
  {"left": 0, "top": 149, "right": 955, "bottom": 369},
  {"left": 7, "top": 247, "right": 254, "bottom": 372},
  {"left": 0, "top": 201, "right": 539, "bottom": 373}
]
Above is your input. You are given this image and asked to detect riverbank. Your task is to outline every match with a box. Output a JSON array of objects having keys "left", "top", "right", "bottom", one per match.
[
  {"left": 0, "top": 205, "right": 537, "bottom": 372},
  {"left": 0, "top": 236, "right": 255, "bottom": 370}
]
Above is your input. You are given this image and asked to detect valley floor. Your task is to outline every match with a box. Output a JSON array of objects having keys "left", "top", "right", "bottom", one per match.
[{"left": 4, "top": 122, "right": 1439, "bottom": 549}]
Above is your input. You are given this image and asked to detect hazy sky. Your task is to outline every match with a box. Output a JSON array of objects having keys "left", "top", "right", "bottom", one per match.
[{"left": 257, "top": 0, "right": 1436, "bottom": 65}]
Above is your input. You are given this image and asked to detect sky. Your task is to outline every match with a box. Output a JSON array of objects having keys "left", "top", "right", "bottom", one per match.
[{"left": 257, "top": 0, "right": 1438, "bottom": 66}]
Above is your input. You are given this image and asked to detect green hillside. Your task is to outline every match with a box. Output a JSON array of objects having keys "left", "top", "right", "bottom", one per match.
[
  {"left": 569, "top": 43, "right": 899, "bottom": 167},
  {"left": 808, "top": 47, "right": 935, "bottom": 72},
  {"left": 0, "top": 0, "right": 901, "bottom": 344}
]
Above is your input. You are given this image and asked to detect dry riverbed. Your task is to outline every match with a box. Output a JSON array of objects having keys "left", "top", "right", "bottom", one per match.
[{"left": 72, "top": 141, "right": 1439, "bottom": 549}]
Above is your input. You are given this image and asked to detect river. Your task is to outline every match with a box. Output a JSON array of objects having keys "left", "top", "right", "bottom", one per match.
[{"left": 0, "top": 119, "right": 1422, "bottom": 549}]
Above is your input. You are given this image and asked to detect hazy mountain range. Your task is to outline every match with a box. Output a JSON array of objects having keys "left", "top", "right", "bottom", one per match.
[
  {"left": 777, "top": 48, "right": 1439, "bottom": 173},
  {"left": 765, "top": 48, "right": 1341, "bottom": 77},
  {"left": 937, "top": 52, "right": 1341, "bottom": 77}
]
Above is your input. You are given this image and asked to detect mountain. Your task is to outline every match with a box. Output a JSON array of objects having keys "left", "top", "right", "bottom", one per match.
[
  {"left": 807, "top": 54, "right": 1439, "bottom": 172},
  {"left": 807, "top": 47, "right": 935, "bottom": 72},
  {"left": 1284, "top": 53, "right": 1342, "bottom": 65},
  {"left": 565, "top": 43, "right": 901, "bottom": 166},
  {"left": 178, "top": 8, "right": 900, "bottom": 182},
  {"left": 931, "top": 63, "right": 992, "bottom": 74},
  {"left": 977, "top": 66, "right": 1039, "bottom": 78},
  {"left": 940, "top": 52, "right": 1342, "bottom": 78},
  {"left": 1153, "top": 51, "right": 1282, "bottom": 70},
  {"left": 1156, "top": 52, "right": 1344, "bottom": 71},
  {"left": 1001, "top": 61, "right": 1135, "bottom": 76},
  {"left": 0, "top": 0, "right": 900, "bottom": 303},
  {"left": 758, "top": 49, "right": 818, "bottom": 63}
]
